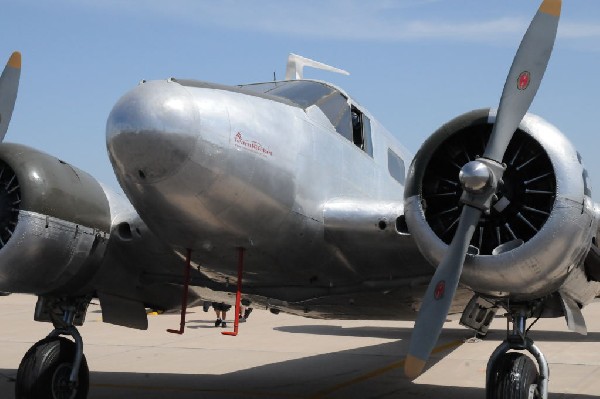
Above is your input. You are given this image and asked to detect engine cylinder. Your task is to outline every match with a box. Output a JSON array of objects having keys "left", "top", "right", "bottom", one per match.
[{"left": 404, "top": 109, "right": 595, "bottom": 300}]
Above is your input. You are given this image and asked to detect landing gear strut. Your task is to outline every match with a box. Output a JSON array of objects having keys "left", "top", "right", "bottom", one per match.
[
  {"left": 16, "top": 296, "right": 90, "bottom": 399},
  {"left": 486, "top": 309, "right": 548, "bottom": 399}
]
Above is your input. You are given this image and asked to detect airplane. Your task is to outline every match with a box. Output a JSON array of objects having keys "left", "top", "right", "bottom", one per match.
[{"left": 0, "top": 0, "right": 593, "bottom": 397}]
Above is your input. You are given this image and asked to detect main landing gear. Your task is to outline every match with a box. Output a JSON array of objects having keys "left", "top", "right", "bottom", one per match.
[
  {"left": 486, "top": 308, "right": 548, "bottom": 399},
  {"left": 16, "top": 297, "right": 90, "bottom": 399},
  {"left": 461, "top": 296, "right": 550, "bottom": 399}
]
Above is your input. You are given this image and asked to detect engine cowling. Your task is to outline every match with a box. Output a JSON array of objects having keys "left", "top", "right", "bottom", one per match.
[
  {"left": 0, "top": 143, "right": 111, "bottom": 295},
  {"left": 405, "top": 108, "right": 596, "bottom": 301}
]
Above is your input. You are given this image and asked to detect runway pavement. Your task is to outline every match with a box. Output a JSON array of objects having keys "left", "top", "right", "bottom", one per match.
[{"left": 0, "top": 294, "right": 599, "bottom": 398}]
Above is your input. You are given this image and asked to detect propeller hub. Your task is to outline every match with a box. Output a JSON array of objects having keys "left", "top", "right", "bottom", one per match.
[{"left": 459, "top": 160, "right": 491, "bottom": 193}]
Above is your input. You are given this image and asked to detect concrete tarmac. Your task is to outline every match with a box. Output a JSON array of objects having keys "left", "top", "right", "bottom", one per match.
[{"left": 0, "top": 294, "right": 599, "bottom": 398}]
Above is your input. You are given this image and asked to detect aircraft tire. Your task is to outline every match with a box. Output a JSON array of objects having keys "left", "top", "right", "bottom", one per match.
[
  {"left": 15, "top": 336, "right": 89, "bottom": 399},
  {"left": 487, "top": 352, "right": 539, "bottom": 399}
]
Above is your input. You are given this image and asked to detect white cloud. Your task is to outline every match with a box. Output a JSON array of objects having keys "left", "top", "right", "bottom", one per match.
[
  {"left": 382, "top": 18, "right": 526, "bottom": 41},
  {"left": 49, "top": 0, "right": 600, "bottom": 44},
  {"left": 560, "top": 22, "right": 600, "bottom": 38}
]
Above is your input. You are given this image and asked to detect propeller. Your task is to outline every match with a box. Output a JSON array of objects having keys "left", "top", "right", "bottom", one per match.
[
  {"left": 405, "top": 0, "right": 561, "bottom": 379},
  {"left": 0, "top": 51, "right": 21, "bottom": 142}
]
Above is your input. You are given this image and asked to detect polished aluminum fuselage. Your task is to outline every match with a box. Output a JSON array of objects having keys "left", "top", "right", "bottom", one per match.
[{"left": 107, "top": 79, "right": 435, "bottom": 318}]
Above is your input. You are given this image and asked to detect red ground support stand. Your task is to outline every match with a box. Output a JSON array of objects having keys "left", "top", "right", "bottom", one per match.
[
  {"left": 167, "top": 248, "right": 192, "bottom": 335},
  {"left": 222, "top": 247, "right": 245, "bottom": 336}
]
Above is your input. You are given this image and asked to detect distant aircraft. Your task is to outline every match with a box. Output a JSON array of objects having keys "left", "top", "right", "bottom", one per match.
[{"left": 0, "top": 0, "right": 590, "bottom": 398}]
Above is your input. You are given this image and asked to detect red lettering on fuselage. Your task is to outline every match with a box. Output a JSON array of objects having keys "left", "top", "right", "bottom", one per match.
[{"left": 234, "top": 131, "right": 273, "bottom": 157}]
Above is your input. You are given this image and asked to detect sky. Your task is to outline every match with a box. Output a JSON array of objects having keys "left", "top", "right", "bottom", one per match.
[{"left": 1, "top": 0, "right": 600, "bottom": 193}]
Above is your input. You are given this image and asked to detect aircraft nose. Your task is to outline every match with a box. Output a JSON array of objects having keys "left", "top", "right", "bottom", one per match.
[{"left": 106, "top": 80, "right": 200, "bottom": 184}]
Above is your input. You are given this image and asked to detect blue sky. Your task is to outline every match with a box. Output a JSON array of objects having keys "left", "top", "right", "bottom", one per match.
[{"left": 1, "top": 0, "right": 600, "bottom": 192}]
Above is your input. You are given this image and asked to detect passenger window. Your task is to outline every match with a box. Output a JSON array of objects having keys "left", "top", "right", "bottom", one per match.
[{"left": 388, "top": 149, "right": 405, "bottom": 184}]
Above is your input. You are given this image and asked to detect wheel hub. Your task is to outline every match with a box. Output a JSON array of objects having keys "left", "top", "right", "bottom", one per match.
[{"left": 51, "top": 363, "right": 77, "bottom": 399}]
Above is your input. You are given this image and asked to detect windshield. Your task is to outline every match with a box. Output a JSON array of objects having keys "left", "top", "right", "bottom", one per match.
[{"left": 241, "top": 81, "right": 351, "bottom": 138}]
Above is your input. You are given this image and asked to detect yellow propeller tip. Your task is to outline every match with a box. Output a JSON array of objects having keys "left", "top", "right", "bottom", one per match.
[
  {"left": 404, "top": 355, "right": 426, "bottom": 380},
  {"left": 539, "top": 0, "right": 561, "bottom": 17},
  {"left": 8, "top": 52, "right": 21, "bottom": 69}
]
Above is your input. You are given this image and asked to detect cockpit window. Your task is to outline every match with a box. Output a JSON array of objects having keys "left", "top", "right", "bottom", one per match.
[
  {"left": 267, "top": 81, "right": 334, "bottom": 108},
  {"left": 240, "top": 81, "right": 333, "bottom": 107},
  {"left": 240, "top": 81, "right": 349, "bottom": 135},
  {"left": 240, "top": 81, "right": 371, "bottom": 157},
  {"left": 317, "top": 91, "right": 352, "bottom": 141}
]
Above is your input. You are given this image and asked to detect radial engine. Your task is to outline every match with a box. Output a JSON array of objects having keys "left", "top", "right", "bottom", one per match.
[{"left": 404, "top": 109, "right": 600, "bottom": 305}]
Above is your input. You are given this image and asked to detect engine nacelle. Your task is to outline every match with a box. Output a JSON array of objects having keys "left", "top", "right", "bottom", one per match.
[
  {"left": 0, "top": 143, "right": 111, "bottom": 294},
  {"left": 405, "top": 109, "right": 596, "bottom": 300}
]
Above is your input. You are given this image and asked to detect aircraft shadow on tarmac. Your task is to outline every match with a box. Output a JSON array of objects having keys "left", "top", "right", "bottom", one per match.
[
  {"left": 0, "top": 338, "right": 458, "bottom": 399},
  {"left": 0, "top": 369, "right": 595, "bottom": 399},
  {"left": 274, "top": 324, "right": 600, "bottom": 343},
  {"left": 1, "top": 332, "right": 596, "bottom": 399}
]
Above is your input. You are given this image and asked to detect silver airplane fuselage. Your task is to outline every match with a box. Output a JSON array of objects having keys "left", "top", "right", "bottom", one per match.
[{"left": 106, "top": 78, "right": 434, "bottom": 318}]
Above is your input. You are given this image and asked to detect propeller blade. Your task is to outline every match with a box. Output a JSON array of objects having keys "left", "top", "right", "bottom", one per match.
[
  {"left": 0, "top": 51, "right": 21, "bottom": 142},
  {"left": 404, "top": 0, "right": 561, "bottom": 380},
  {"left": 484, "top": 0, "right": 561, "bottom": 162},
  {"left": 405, "top": 206, "right": 481, "bottom": 379}
]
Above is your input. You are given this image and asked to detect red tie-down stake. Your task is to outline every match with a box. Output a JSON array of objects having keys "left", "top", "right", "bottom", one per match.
[
  {"left": 222, "top": 247, "right": 245, "bottom": 336},
  {"left": 167, "top": 248, "right": 193, "bottom": 335}
]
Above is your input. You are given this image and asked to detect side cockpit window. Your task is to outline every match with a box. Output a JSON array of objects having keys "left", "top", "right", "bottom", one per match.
[
  {"left": 351, "top": 107, "right": 373, "bottom": 157},
  {"left": 388, "top": 149, "right": 405, "bottom": 184},
  {"left": 317, "top": 91, "right": 352, "bottom": 141}
]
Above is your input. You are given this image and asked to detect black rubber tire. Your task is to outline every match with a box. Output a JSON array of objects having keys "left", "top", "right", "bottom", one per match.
[
  {"left": 15, "top": 336, "right": 89, "bottom": 399},
  {"left": 487, "top": 352, "right": 539, "bottom": 399}
]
